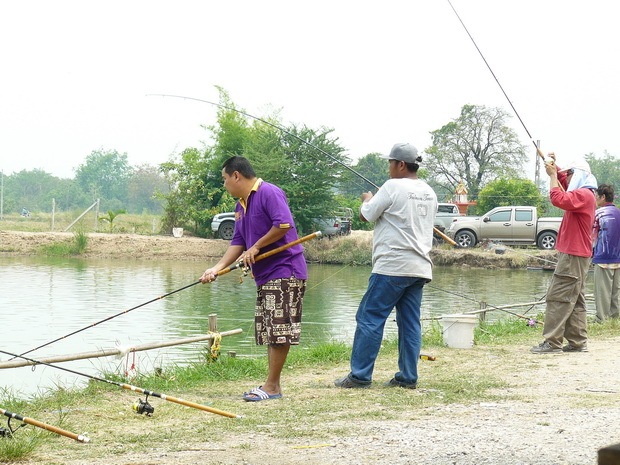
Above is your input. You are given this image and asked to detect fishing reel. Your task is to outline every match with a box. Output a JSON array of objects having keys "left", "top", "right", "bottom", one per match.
[
  {"left": 0, "top": 418, "right": 25, "bottom": 438},
  {"left": 132, "top": 396, "right": 154, "bottom": 416}
]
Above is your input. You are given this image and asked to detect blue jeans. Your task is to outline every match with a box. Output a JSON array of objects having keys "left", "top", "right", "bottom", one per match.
[{"left": 349, "top": 273, "right": 425, "bottom": 385}]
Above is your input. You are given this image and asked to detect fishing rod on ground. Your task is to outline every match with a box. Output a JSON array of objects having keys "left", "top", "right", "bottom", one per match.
[
  {"left": 0, "top": 407, "right": 90, "bottom": 443},
  {"left": 146, "top": 93, "right": 458, "bottom": 247},
  {"left": 0, "top": 349, "right": 240, "bottom": 419},
  {"left": 11, "top": 232, "right": 321, "bottom": 361}
]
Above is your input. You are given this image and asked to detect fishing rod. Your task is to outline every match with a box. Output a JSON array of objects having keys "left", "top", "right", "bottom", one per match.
[
  {"left": 12, "top": 232, "right": 320, "bottom": 360},
  {"left": 1, "top": 407, "right": 90, "bottom": 442},
  {"left": 427, "top": 284, "right": 542, "bottom": 324},
  {"left": 147, "top": 93, "right": 458, "bottom": 247},
  {"left": 446, "top": 0, "right": 550, "bottom": 166},
  {"left": 0, "top": 349, "right": 239, "bottom": 419}
]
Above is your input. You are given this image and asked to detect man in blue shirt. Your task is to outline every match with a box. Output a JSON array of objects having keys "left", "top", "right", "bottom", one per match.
[{"left": 592, "top": 184, "right": 620, "bottom": 323}]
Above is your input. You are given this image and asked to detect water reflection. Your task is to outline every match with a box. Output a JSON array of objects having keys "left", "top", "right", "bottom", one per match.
[{"left": 0, "top": 256, "right": 594, "bottom": 397}]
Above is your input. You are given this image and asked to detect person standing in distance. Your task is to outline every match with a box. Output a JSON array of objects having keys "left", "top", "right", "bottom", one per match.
[
  {"left": 531, "top": 156, "right": 597, "bottom": 353},
  {"left": 200, "top": 156, "right": 308, "bottom": 401},
  {"left": 335, "top": 143, "right": 437, "bottom": 389},
  {"left": 592, "top": 184, "right": 620, "bottom": 322}
]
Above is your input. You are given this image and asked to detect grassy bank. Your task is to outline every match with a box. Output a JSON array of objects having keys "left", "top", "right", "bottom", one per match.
[
  {"left": 2, "top": 317, "right": 620, "bottom": 463},
  {"left": 303, "top": 232, "right": 558, "bottom": 269},
  {"left": 0, "top": 211, "right": 162, "bottom": 236}
]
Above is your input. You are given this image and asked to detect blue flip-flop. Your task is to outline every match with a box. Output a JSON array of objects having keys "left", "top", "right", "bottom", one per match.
[{"left": 242, "top": 386, "right": 283, "bottom": 402}]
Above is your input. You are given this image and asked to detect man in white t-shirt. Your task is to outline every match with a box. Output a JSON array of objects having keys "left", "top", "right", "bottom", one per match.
[{"left": 335, "top": 142, "right": 437, "bottom": 389}]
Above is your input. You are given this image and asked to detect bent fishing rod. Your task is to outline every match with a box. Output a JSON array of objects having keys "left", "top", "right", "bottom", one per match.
[
  {"left": 1, "top": 407, "right": 90, "bottom": 443},
  {"left": 12, "top": 232, "right": 321, "bottom": 360},
  {"left": 446, "top": 0, "right": 551, "bottom": 166},
  {"left": 147, "top": 93, "right": 457, "bottom": 247},
  {"left": 0, "top": 349, "right": 239, "bottom": 419}
]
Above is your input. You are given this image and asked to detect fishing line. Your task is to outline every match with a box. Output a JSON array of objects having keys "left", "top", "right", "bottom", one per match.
[
  {"left": 0, "top": 349, "right": 239, "bottom": 419},
  {"left": 13, "top": 233, "right": 320, "bottom": 360},
  {"left": 147, "top": 94, "right": 457, "bottom": 246},
  {"left": 147, "top": 93, "right": 377, "bottom": 190},
  {"left": 446, "top": 0, "right": 548, "bottom": 163},
  {"left": 426, "top": 283, "right": 543, "bottom": 324}
]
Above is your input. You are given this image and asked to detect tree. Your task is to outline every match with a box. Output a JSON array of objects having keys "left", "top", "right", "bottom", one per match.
[
  {"left": 425, "top": 104, "right": 526, "bottom": 200},
  {"left": 159, "top": 89, "right": 350, "bottom": 236},
  {"left": 3, "top": 169, "right": 69, "bottom": 212},
  {"left": 127, "top": 164, "right": 168, "bottom": 214},
  {"left": 476, "top": 178, "right": 545, "bottom": 214},
  {"left": 75, "top": 149, "right": 133, "bottom": 207},
  {"left": 339, "top": 153, "right": 388, "bottom": 196},
  {"left": 586, "top": 151, "right": 620, "bottom": 193}
]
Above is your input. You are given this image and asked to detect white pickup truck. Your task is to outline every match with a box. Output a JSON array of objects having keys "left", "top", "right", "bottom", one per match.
[
  {"left": 445, "top": 206, "right": 562, "bottom": 249},
  {"left": 435, "top": 203, "right": 462, "bottom": 230}
]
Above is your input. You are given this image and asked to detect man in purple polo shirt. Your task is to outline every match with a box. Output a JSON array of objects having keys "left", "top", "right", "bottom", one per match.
[{"left": 200, "top": 156, "right": 308, "bottom": 402}]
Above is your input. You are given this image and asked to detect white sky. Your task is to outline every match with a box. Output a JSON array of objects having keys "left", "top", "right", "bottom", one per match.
[{"left": 1, "top": 0, "right": 618, "bottom": 180}]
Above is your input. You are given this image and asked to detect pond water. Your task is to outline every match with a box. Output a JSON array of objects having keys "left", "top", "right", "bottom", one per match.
[{"left": 0, "top": 256, "right": 594, "bottom": 397}]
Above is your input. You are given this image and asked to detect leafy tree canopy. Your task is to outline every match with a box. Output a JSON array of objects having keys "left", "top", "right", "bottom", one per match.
[
  {"left": 475, "top": 178, "right": 545, "bottom": 215},
  {"left": 586, "top": 151, "right": 620, "bottom": 195},
  {"left": 75, "top": 149, "right": 133, "bottom": 207},
  {"left": 425, "top": 104, "right": 526, "bottom": 200},
  {"left": 160, "top": 89, "right": 349, "bottom": 236}
]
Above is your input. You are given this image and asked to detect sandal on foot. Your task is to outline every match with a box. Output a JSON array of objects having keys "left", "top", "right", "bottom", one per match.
[{"left": 242, "top": 386, "right": 283, "bottom": 402}]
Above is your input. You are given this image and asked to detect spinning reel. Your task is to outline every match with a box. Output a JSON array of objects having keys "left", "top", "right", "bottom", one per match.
[{"left": 132, "top": 394, "right": 155, "bottom": 416}]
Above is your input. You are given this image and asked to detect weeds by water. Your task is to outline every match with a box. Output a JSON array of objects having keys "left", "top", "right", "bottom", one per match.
[{"left": 38, "top": 230, "right": 89, "bottom": 256}]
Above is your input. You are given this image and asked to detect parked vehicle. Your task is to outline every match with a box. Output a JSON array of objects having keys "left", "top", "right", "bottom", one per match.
[
  {"left": 313, "top": 207, "right": 353, "bottom": 237},
  {"left": 435, "top": 203, "right": 462, "bottom": 230},
  {"left": 445, "top": 206, "right": 562, "bottom": 249},
  {"left": 211, "top": 212, "right": 236, "bottom": 240}
]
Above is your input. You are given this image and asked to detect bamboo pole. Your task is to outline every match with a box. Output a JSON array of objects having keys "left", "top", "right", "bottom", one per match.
[
  {"left": 0, "top": 408, "right": 90, "bottom": 442},
  {"left": 0, "top": 329, "right": 242, "bottom": 370}
]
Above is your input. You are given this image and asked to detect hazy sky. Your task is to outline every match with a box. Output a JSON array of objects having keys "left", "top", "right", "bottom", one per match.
[{"left": 1, "top": 0, "right": 618, "bottom": 180}]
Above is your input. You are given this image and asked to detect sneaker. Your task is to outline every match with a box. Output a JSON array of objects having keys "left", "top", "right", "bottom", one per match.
[
  {"left": 530, "top": 341, "right": 562, "bottom": 354},
  {"left": 384, "top": 378, "right": 417, "bottom": 389},
  {"left": 562, "top": 343, "right": 588, "bottom": 352},
  {"left": 334, "top": 375, "right": 371, "bottom": 389}
]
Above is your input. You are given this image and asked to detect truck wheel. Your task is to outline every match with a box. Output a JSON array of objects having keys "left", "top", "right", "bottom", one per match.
[
  {"left": 218, "top": 221, "right": 235, "bottom": 240},
  {"left": 537, "top": 232, "right": 557, "bottom": 250},
  {"left": 455, "top": 230, "right": 476, "bottom": 248}
]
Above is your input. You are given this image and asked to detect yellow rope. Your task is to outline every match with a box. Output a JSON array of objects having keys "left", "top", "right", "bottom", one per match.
[{"left": 208, "top": 332, "right": 222, "bottom": 362}]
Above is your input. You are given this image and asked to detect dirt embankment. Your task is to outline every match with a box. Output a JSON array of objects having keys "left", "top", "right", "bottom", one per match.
[
  {"left": 0, "top": 229, "right": 558, "bottom": 269},
  {"left": 0, "top": 230, "right": 230, "bottom": 261}
]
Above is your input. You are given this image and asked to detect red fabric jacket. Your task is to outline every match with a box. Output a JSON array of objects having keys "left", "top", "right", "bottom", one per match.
[{"left": 550, "top": 171, "right": 596, "bottom": 257}]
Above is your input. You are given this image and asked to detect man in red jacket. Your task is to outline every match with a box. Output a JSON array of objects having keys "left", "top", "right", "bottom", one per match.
[{"left": 531, "top": 156, "right": 598, "bottom": 354}]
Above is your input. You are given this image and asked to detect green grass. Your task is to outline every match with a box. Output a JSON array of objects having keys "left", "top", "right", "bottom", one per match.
[
  {"left": 0, "top": 212, "right": 162, "bottom": 235},
  {"left": 1, "top": 314, "right": 619, "bottom": 462},
  {"left": 38, "top": 230, "right": 89, "bottom": 256}
]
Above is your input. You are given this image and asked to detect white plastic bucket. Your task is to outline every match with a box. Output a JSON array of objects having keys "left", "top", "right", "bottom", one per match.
[
  {"left": 172, "top": 228, "right": 184, "bottom": 238},
  {"left": 440, "top": 314, "right": 478, "bottom": 349}
]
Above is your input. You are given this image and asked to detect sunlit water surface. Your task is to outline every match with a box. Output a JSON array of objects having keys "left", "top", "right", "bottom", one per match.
[{"left": 0, "top": 256, "right": 594, "bottom": 397}]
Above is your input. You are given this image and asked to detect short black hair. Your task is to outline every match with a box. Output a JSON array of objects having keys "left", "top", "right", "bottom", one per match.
[
  {"left": 597, "top": 184, "right": 614, "bottom": 202},
  {"left": 222, "top": 156, "right": 256, "bottom": 178}
]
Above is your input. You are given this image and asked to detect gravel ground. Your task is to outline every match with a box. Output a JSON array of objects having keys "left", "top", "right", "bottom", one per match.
[{"left": 48, "top": 338, "right": 620, "bottom": 465}]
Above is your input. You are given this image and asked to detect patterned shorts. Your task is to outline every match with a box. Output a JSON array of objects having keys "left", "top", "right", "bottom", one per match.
[{"left": 255, "top": 277, "right": 306, "bottom": 345}]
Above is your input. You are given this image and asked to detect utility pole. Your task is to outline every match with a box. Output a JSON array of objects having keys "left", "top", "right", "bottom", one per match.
[{"left": 534, "top": 140, "right": 541, "bottom": 189}]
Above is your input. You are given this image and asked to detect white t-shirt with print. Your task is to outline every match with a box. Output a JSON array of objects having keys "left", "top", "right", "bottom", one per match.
[{"left": 360, "top": 178, "right": 437, "bottom": 280}]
